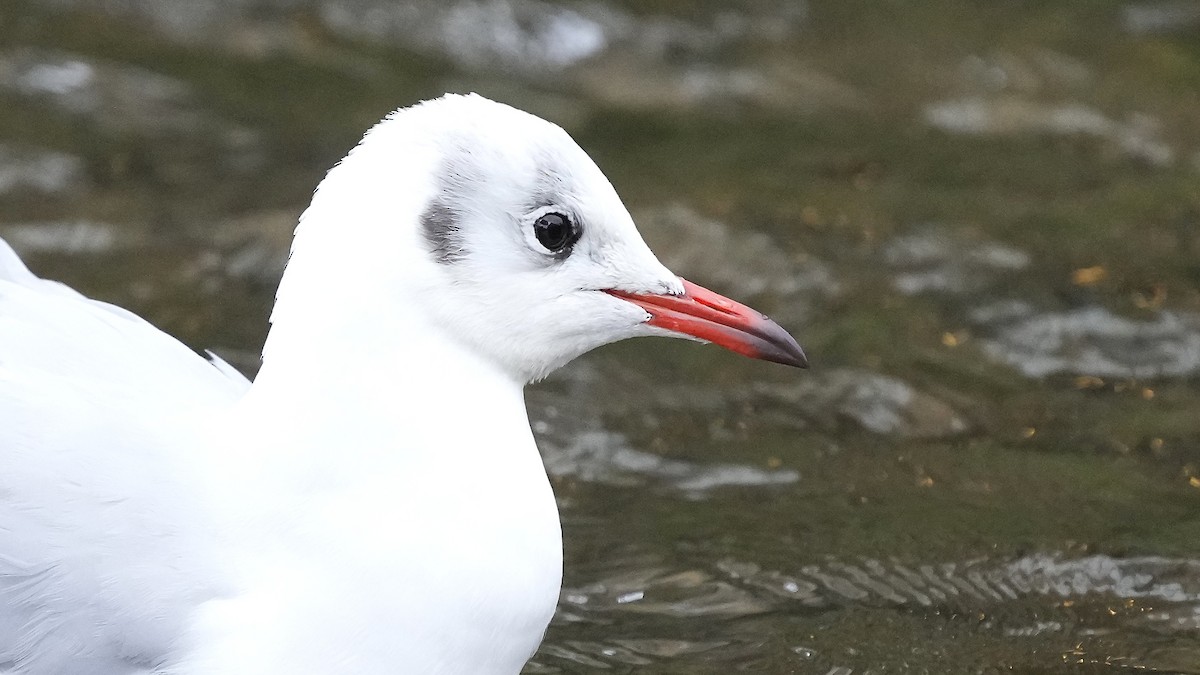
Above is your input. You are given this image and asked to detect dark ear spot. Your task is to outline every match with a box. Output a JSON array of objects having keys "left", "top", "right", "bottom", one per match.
[{"left": 420, "top": 198, "right": 466, "bottom": 265}]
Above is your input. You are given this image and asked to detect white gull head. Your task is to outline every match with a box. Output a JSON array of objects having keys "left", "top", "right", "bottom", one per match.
[
  {"left": 263, "top": 93, "right": 805, "bottom": 385},
  {"left": 0, "top": 93, "right": 806, "bottom": 674},
  {"left": 221, "top": 95, "right": 805, "bottom": 671}
]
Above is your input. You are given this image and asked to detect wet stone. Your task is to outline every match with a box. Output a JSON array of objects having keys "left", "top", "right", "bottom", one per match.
[
  {"left": 1122, "top": 2, "right": 1200, "bottom": 35},
  {"left": 0, "top": 221, "right": 120, "bottom": 255},
  {"left": 538, "top": 427, "right": 799, "bottom": 493},
  {"left": 38, "top": 0, "right": 258, "bottom": 41},
  {"left": 876, "top": 226, "right": 1200, "bottom": 382},
  {"left": 38, "top": 0, "right": 807, "bottom": 87},
  {"left": 325, "top": 0, "right": 810, "bottom": 87},
  {"left": 883, "top": 226, "right": 1029, "bottom": 296},
  {"left": 923, "top": 97, "right": 1175, "bottom": 167},
  {"left": 0, "top": 48, "right": 262, "bottom": 164},
  {"left": 529, "top": 365, "right": 801, "bottom": 493},
  {"left": 956, "top": 50, "right": 1094, "bottom": 94},
  {"left": 576, "top": 53, "right": 862, "bottom": 112},
  {"left": 753, "top": 369, "right": 970, "bottom": 440},
  {"left": 0, "top": 145, "right": 86, "bottom": 197},
  {"left": 26, "top": 0, "right": 835, "bottom": 115},
  {"left": 322, "top": 0, "right": 609, "bottom": 75},
  {"left": 638, "top": 204, "right": 838, "bottom": 323},
  {"left": 1, "top": 49, "right": 188, "bottom": 131},
  {"left": 976, "top": 305, "right": 1200, "bottom": 379}
]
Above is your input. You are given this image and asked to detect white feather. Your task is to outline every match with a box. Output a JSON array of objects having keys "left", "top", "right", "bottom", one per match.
[
  {"left": 0, "top": 239, "right": 245, "bottom": 674},
  {"left": 0, "top": 93, "right": 683, "bottom": 674}
]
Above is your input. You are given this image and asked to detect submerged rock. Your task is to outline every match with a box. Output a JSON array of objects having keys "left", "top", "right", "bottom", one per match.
[
  {"left": 923, "top": 97, "right": 1174, "bottom": 167},
  {"left": 754, "top": 369, "right": 970, "bottom": 440},
  {"left": 1, "top": 49, "right": 192, "bottom": 133},
  {"left": 325, "top": 0, "right": 824, "bottom": 110},
  {"left": 1122, "top": 2, "right": 1200, "bottom": 35},
  {"left": 0, "top": 48, "right": 261, "bottom": 166},
  {"left": 955, "top": 50, "right": 1094, "bottom": 95},
  {"left": 883, "top": 226, "right": 1030, "bottom": 296},
  {"left": 978, "top": 305, "right": 1200, "bottom": 379},
  {"left": 34, "top": 0, "right": 822, "bottom": 111},
  {"left": 0, "top": 221, "right": 121, "bottom": 254},
  {"left": 538, "top": 427, "right": 799, "bottom": 494},
  {"left": 0, "top": 145, "right": 85, "bottom": 197},
  {"left": 322, "top": 0, "right": 610, "bottom": 74},
  {"left": 529, "top": 363, "right": 800, "bottom": 494},
  {"left": 881, "top": 228, "right": 1200, "bottom": 381},
  {"left": 637, "top": 204, "right": 838, "bottom": 324}
]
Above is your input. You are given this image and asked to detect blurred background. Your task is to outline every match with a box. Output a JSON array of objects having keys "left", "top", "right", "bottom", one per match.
[{"left": 3, "top": 0, "right": 1200, "bottom": 671}]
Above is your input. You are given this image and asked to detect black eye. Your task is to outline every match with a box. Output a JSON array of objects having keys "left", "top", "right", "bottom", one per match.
[{"left": 533, "top": 212, "right": 580, "bottom": 254}]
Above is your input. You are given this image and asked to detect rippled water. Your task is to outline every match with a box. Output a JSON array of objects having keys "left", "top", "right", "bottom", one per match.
[{"left": 2, "top": 0, "right": 1199, "bottom": 671}]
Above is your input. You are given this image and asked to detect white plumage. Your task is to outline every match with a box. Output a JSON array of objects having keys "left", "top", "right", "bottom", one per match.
[{"left": 0, "top": 93, "right": 804, "bottom": 674}]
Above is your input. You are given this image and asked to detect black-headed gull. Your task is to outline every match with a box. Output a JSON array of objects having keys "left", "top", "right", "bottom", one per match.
[{"left": 0, "top": 93, "right": 805, "bottom": 674}]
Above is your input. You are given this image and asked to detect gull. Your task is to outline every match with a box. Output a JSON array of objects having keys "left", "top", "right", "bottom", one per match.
[{"left": 0, "top": 93, "right": 805, "bottom": 674}]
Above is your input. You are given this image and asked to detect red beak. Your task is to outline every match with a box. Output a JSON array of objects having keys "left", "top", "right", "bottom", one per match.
[{"left": 605, "top": 278, "right": 808, "bottom": 368}]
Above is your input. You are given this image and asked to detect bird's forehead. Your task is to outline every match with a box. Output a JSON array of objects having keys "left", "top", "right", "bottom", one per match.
[
  {"left": 420, "top": 134, "right": 605, "bottom": 265},
  {"left": 443, "top": 128, "right": 586, "bottom": 183},
  {"left": 438, "top": 130, "right": 620, "bottom": 224}
]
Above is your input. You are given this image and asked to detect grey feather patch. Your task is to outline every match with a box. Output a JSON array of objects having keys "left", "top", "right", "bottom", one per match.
[
  {"left": 526, "top": 163, "right": 571, "bottom": 214},
  {"left": 420, "top": 198, "right": 467, "bottom": 265}
]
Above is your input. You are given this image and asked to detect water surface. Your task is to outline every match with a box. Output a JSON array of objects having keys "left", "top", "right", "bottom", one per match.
[{"left": 2, "top": 1, "right": 1199, "bottom": 671}]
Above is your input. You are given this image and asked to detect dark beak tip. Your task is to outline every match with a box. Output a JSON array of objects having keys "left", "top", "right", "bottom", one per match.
[
  {"left": 752, "top": 314, "right": 808, "bottom": 369},
  {"left": 792, "top": 350, "right": 810, "bottom": 369},
  {"left": 770, "top": 343, "right": 809, "bottom": 369},
  {"left": 791, "top": 339, "right": 809, "bottom": 368}
]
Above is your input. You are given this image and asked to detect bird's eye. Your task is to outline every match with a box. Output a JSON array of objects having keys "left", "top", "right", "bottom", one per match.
[{"left": 533, "top": 212, "right": 580, "bottom": 254}]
